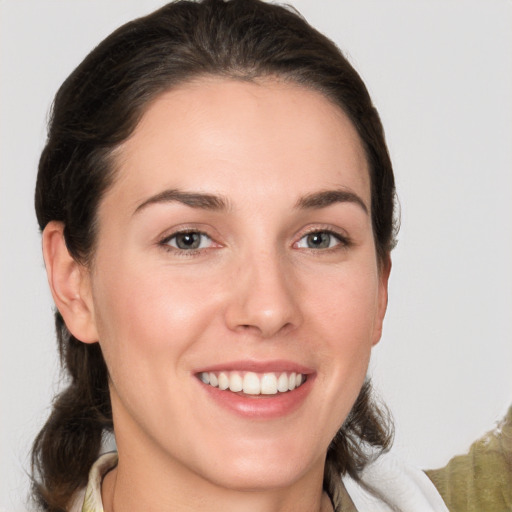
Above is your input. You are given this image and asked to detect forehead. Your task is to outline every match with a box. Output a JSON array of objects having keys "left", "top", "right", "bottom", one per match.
[{"left": 110, "top": 78, "right": 370, "bottom": 212}]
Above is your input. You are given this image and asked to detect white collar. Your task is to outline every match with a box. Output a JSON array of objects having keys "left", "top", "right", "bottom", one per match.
[{"left": 343, "top": 450, "right": 449, "bottom": 512}]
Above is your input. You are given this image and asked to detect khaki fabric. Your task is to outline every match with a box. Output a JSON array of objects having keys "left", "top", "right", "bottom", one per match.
[{"left": 426, "top": 407, "right": 512, "bottom": 512}]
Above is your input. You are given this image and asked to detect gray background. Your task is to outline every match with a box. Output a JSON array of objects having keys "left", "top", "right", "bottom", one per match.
[{"left": 1, "top": 1, "right": 511, "bottom": 510}]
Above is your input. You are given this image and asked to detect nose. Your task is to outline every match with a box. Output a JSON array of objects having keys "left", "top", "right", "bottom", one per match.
[{"left": 224, "top": 251, "right": 302, "bottom": 338}]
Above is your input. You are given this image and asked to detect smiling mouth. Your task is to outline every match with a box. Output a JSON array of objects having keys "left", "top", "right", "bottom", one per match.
[{"left": 198, "top": 371, "right": 306, "bottom": 396}]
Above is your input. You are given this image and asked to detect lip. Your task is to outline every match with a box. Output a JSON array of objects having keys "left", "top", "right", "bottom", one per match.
[
  {"left": 195, "top": 359, "right": 315, "bottom": 375},
  {"left": 194, "top": 360, "right": 316, "bottom": 420}
]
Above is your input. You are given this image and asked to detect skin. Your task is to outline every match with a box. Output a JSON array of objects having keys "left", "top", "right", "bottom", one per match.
[{"left": 43, "top": 78, "right": 390, "bottom": 512}]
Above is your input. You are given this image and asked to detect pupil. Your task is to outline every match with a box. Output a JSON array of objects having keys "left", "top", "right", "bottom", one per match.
[
  {"left": 308, "top": 232, "right": 329, "bottom": 248},
  {"left": 177, "top": 233, "right": 200, "bottom": 249}
]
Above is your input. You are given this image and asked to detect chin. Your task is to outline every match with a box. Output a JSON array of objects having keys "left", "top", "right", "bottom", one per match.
[
  {"left": 195, "top": 443, "right": 323, "bottom": 492},
  {"left": 206, "top": 465, "right": 309, "bottom": 492}
]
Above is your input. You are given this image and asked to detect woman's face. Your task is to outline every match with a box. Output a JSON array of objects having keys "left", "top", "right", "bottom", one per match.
[{"left": 84, "top": 78, "right": 389, "bottom": 490}]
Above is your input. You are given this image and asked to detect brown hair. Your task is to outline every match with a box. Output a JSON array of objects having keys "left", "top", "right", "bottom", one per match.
[{"left": 33, "top": 0, "right": 396, "bottom": 510}]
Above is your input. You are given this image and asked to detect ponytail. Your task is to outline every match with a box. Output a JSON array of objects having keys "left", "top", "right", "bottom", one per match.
[{"left": 31, "top": 313, "right": 112, "bottom": 511}]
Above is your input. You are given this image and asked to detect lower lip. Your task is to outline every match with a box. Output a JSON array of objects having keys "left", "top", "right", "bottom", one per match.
[{"left": 198, "top": 376, "right": 315, "bottom": 419}]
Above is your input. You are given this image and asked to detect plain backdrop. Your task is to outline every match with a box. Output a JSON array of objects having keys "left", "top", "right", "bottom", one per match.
[{"left": 1, "top": 1, "right": 511, "bottom": 510}]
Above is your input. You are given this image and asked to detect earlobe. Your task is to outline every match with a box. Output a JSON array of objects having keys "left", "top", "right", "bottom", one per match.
[
  {"left": 372, "top": 257, "right": 391, "bottom": 346},
  {"left": 42, "top": 221, "right": 98, "bottom": 344}
]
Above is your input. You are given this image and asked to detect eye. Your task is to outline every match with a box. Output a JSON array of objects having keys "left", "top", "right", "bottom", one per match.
[
  {"left": 295, "top": 231, "right": 344, "bottom": 250},
  {"left": 163, "top": 231, "right": 214, "bottom": 251}
]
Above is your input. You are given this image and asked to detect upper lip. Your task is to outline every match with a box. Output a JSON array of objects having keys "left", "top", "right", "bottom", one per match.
[{"left": 194, "top": 359, "right": 315, "bottom": 375}]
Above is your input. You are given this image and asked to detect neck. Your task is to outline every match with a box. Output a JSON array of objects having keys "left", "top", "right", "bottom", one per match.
[
  {"left": 103, "top": 467, "right": 333, "bottom": 512},
  {"left": 101, "top": 442, "right": 332, "bottom": 512}
]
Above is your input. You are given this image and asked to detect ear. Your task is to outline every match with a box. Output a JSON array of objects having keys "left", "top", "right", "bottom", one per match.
[
  {"left": 42, "top": 221, "right": 98, "bottom": 343},
  {"left": 372, "top": 256, "right": 391, "bottom": 346}
]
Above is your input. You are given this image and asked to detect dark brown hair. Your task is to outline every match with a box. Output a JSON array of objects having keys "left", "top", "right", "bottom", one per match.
[{"left": 33, "top": 0, "right": 396, "bottom": 510}]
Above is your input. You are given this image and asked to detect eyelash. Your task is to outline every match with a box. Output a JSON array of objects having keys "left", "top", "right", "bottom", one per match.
[
  {"left": 295, "top": 228, "right": 351, "bottom": 252},
  {"left": 158, "top": 230, "right": 215, "bottom": 256},
  {"left": 157, "top": 227, "right": 351, "bottom": 256}
]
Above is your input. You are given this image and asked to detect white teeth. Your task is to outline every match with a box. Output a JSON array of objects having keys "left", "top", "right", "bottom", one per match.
[
  {"left": 260, "top": 373, "right": 277, "bottom": 394},
  {"left": 288, "top": 372, "right": 296, "bottom": 391},
  {"left": 277, "top": 373, "right": 289, "bottom": 392},
  {"left": 218, "top": 372, "right": 229, "bottom": 390},
  {"left": 209, "top": 372, "right": 218, "bottom": 387},
  {"left": 229, "top": 372, "right": 243, "bottom": 392},
  {"left": 243, "top": 372, "right": 260, "bottom": 395},
  {"left": 200, "top": 370, "right": 306, "bottom": 395}
]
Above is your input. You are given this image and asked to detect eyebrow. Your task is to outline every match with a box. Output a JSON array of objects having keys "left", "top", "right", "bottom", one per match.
[
  {"left": 134, "top": 189, "right": 229, "bottom": 215},
  {"left": 133, "top": 187, "right": 368, "bottom": 216},
  {"left": 295, "top": 189, "right": 368, "bottom": 214}
]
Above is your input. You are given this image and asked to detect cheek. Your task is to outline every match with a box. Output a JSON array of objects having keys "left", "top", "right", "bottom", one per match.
[
  {"left": 304, "top": 261, "right": 380, "bottom": 342},
  {"left": 89, "top": 262, "right": 231, "bottom": 444},
  {"left": 301, "top": 262, "right": 379, "bottom": 406},
  {"left": 91, "top": 258, "right": 224, "bottom": 382}
]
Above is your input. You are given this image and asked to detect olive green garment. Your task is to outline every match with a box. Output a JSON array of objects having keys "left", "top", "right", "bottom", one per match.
[{"left": 426, "top": 406, "right": 512, "bottom": 512}]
